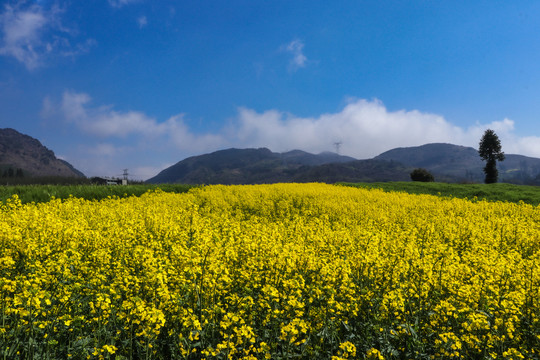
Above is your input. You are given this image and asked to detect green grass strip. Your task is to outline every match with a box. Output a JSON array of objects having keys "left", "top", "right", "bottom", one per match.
[
  {"left": 0, "top": 184, "right": 195, "bottom": 204},
  {"left": 339, "top": 181, "right": 540, "bottom": 206}
]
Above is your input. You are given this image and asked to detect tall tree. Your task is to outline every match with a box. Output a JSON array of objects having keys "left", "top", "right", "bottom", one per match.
[{"left": 478, "top": 129, "right": 505, "bottom": 183}]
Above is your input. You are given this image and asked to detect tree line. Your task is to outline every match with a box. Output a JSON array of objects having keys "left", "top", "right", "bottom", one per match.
[{"left": 1, "top": 167, "right": 24, "bottom": 178}]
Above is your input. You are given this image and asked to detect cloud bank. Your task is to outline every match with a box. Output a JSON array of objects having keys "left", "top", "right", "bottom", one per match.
[{"left": 46, "top": 91, "right": 540, "bottom": 179}]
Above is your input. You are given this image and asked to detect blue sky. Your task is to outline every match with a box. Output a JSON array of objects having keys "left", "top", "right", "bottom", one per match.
[{"left": 2, "top": 0, "right": 540, "bottom": 180}]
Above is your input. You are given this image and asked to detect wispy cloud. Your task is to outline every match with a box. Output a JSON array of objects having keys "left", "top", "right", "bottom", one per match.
[
  {"left": 45, "top": 90, "right": 226, "bottom": 178},
  {"left": 137, "top": 15, "right": 147, "bottom": 29},
  {"left": 282, "top": 39, "right": 307, "bottom": 71},
  {"left": 60, "top": 91, "right": 165, "bottom": 138},
  {"left": 57, "top": 90, "right": 225, "bottom": 151},
  {"left": 108, "top": 0, "right": 141, "bottom": 8},
  {"left": 44, "top": 91, "right": 540, "bottom": 179},
  {"left": 0, "top": 2, "right": 93, "bottom": 69}
]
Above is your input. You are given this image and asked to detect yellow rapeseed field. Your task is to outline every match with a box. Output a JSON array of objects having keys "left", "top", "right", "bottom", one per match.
[{"left": 0, "top": 183, "right": 539, "bottom": 359}]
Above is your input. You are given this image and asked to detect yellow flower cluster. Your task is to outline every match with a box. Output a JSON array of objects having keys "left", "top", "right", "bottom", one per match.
[{"left": 0, "top": 184, "right": 539, "bottom": 359}]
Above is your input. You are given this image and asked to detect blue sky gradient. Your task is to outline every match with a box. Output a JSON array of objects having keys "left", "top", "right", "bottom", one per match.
[{"left": 2, "top": 0, "right": 540, "bottom": 179}]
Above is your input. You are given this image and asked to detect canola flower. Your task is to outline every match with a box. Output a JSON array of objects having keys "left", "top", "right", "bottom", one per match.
[{"left": 0, "top": 183, "right": 539, "bottom": 359}]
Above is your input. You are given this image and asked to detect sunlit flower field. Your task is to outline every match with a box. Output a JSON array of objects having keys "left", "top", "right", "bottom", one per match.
[{"left": 1, "top": 183, "right": 539, "bottom": 359}]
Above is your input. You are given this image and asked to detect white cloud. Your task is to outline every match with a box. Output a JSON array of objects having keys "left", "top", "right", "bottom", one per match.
[
  {"left": 45, "top": 91, "right": 540, "bottom": 179},
  {"left": 282, "top": 39, "right": 307, "bottom": 71},
  {"left": 0, "top": 3, "right": 49, "bottom": 69},
  {"left": 0, "top": 2, "right": 93, "bottom": 69},
  {"left": 513, "top": 136, "right": 540, "bottom": 157},
  {"left": 232, "top": 99, "right": 466, "bottom": 158},
  {"left": 137, "top": 15, "right": 147, "bottom": 29}
]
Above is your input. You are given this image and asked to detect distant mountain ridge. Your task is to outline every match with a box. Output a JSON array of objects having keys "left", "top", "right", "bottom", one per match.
[
  {"left": 0, "top": 128, "right": 84, "bottom": 178},
  {"left": 147, "top": 143, "right": 540, "bottom": 185},
  {"left": 146, "top": 147, "right": 411, "bottom": 184},
  {"left": 4, "top": 126, "right": 537, "bottom": 185}
]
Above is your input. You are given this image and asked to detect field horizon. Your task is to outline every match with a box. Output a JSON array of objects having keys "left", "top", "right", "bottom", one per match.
[{"left": 2, "top": 181, "right": 540, "bottom": 206}]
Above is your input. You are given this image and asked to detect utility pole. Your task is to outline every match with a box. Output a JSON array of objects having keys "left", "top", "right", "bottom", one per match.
[
  {"left": 333, "top": 141, "right": 342, "bottom": 155},
  {"left": 122, "top": 169, "right": 128, "bottom": 185}
]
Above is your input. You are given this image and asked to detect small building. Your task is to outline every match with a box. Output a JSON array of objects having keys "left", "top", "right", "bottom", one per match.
[{"left": 90, "top": 177, "right": 126, "bottom": 185}]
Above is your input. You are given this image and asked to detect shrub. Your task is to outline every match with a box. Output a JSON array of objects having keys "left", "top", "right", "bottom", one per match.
[{"left": 410, "top": 168, "right": 434, "bottom": 182}]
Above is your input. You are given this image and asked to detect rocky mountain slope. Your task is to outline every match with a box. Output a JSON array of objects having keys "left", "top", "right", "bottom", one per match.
[{"left": 0, "top": 128, "right": 84, "bottom": 178}]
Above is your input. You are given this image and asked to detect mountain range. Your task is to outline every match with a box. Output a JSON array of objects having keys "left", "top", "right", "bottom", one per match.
[
  {"left": 3, "top": 127, "right": 540, "bottom": 185},
  {"left": 146, "top": 147, "right": 411, "bottom": 184},
  {"left": 146, "top": 144, "right": 540, "bottom": 185}
]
